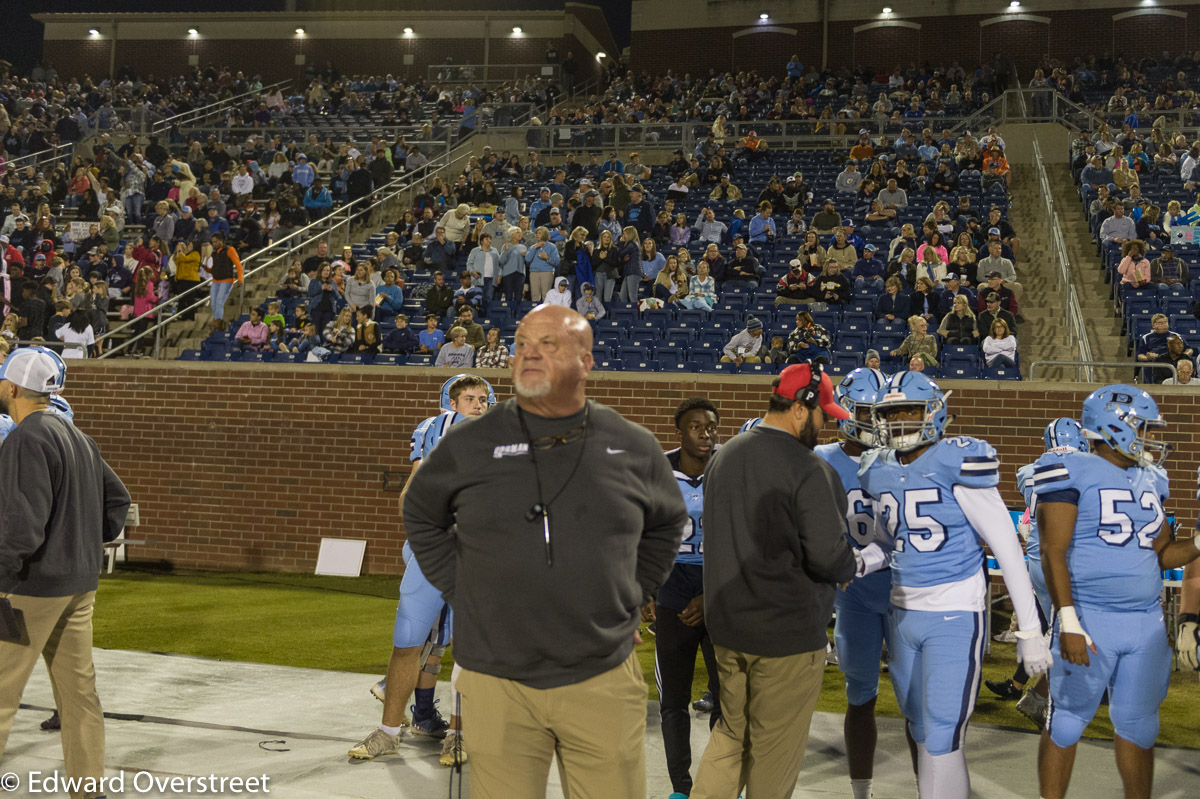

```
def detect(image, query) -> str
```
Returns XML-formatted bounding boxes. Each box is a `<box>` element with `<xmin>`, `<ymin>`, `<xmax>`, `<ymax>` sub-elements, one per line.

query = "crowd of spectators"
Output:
<box><xmin>206</xmin><ymin>107</ymin><xmax>1022</xmax><ymax>377</ymax></box>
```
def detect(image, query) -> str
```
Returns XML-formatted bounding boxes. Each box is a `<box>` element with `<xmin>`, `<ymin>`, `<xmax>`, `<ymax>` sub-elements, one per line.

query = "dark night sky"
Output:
<box><xmin>1</xmin><ymin>1</ymin><xmax>632</xmax><ymax>73</ymax></box>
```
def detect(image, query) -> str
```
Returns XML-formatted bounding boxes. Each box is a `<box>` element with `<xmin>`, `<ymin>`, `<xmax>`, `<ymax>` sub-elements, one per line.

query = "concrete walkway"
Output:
<box><xmin>2</xmin><ymin>649</ymin><xmax>1195</xmax><ymax>798</ymax></box>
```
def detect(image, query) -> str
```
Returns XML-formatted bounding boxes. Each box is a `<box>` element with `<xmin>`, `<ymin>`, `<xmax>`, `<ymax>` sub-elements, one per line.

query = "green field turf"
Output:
<box><xmin>93</xmin><ymin>570</ymin><xmax>1200</xmax><ymax>748</ymax></box>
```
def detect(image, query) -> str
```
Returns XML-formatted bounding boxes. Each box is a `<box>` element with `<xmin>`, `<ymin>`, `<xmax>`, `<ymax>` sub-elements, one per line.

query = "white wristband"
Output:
<box><xmin>1058</xmin><ymin>606</ymin><xmax>1088</xmax><ymax>639</ymax></box>
<box><xmin>1058</xmin><ymin>606</ymin><xmax>1095</xmax><ymax>647</ymax></box>
<box><xmin>1014</xmin><ymin>628</ymin><xmax>1042</xmax><ymax>640</ymax></box>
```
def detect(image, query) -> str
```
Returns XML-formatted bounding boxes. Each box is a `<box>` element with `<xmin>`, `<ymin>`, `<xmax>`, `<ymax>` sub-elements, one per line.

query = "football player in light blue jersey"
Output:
<box><xmin>0</xmin><ymin>414</ymin><xmax>14</xmax><ymax>443</ymax></box>
<box><xmin>47</xmin><ymin>394</ymin><xmax>74</xmax><ymax>423</ymax></box>
<box><xmin>1036</xmin><ymin>385</ymin><xmax>1200</xmax><ymax>799</ymax></box>
<box><xmin>817</xmin><ymin>368</ymin><xmax>893</xmax><ymax>799</ymax></box>
<box><xmin>860</xmin><ymin>371</ymin><xmax>1051</xmax><ymax>799</ymax></box>
<box><xmin>986</xmin><ymin>418</ymin><xmax>1089</xmax><ymax>726</ymax></box>
<box><xmin>647</xmin><ymin>397</ymin><xmax>722</xmax><ymax>799</ymax></box>
<box><xmin>1178</xmin><ymin>471</ymin><xmax>1200</xmax><ymax>675</ymax></box>
<box><xmin>350</xmin><ymin>374</ymin><xmax>493</xmax><ymax>764</ymax></box>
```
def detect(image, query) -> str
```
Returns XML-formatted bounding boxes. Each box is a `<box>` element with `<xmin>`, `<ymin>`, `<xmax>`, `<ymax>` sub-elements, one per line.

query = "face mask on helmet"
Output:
<box><xmin>870</xmin><ymin>372</ymin><xmax>949</xmax><ymax>452</ymax></box>
<box><xmin>836</xmin><ymin>368</ymin><xmax>885</xmax><ymax>447</ymax></box>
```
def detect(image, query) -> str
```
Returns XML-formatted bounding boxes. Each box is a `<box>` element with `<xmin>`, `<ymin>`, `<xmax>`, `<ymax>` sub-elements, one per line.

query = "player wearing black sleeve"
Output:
<box><xmin>645</xmin><ymin>397</ymin><xmax>722</xmax><ymax>799</ymax></box>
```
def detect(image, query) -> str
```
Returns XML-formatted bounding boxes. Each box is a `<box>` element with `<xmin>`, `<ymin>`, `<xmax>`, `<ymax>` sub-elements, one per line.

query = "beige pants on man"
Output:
<box><xmin>458</xmin><ymin>651</ymin><xmax>647</xmax><ymax>799</ymax></box>
<box><xmin>691</xmin><ymin>646</ymin><xmax>824</xmax><ymax>799</ymax></box>
<box><xmin>0</xmin><ymin>591</ymin><xmax>105</xmax><ymax>799</ymax></box>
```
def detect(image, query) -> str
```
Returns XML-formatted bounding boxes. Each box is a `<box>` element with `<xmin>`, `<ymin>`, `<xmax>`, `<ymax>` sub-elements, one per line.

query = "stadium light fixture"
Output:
<box><xmin>512</xmin><ymin>26</ymin><xmax>523</xmax><ymax>35</ymax></box>
<box><xmin>596</xmin><ymin>51</ymin><xmax>606</xmax><ymax>61</ymax></box>
<box><xmin>88</xmin><ymin>28</ymin><xmax>100</xmax><ymax>37</ymax></box>
<box><xmin>1009</xmin><ymin>1</ymin><xmax>1020</xmax><ymax>6</ymax></box>
<box><xmin>760</xmin><ymin>13</ymin><xmax>769</xmax><ymax>20</ymax></box>
<box><xmin>403</xmin><ymin>27</ymin><xmax>414</xmax><ymax>36</ymax></box>
<box><xmin>187</xmin><ymin>28</ymin><xmax>199</xmax><ymax>37</ymax></box>
<box><xmin>295</xmin><ymin>27</ymin><xmax>305</xmax><ymax>35</ymax></box>
<box><xmin>882</xmin><ymin>6</ymin><xmax>893</xmax><ymax>13</ymax></box>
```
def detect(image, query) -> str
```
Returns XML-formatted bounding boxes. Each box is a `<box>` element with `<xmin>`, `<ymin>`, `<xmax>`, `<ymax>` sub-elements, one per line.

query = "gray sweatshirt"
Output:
<box><xmin>0</xmin><ymin>412</ymin><xmax>131</xmax><ymax>597</ymax></box>
<box><xmin>404</xmin><ymin>399</ymin><xmax>686</xmax><ymax>688</ymax></box>
<box><xmin>702</xmin><ymin>424</ymin><xmax>856</xmax><ymax>657</ymax></box>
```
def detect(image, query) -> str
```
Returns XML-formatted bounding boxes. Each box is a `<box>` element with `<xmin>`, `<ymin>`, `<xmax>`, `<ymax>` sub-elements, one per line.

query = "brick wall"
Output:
<box><xmin>632</xmin><ymin>7</ymin><xmax>1199</xmax><ymax>79</ymax></box>
<box><xmin>64</xmin><ymin>362</ymin><xmax>1200</xmax><ymax>576</ymax></box>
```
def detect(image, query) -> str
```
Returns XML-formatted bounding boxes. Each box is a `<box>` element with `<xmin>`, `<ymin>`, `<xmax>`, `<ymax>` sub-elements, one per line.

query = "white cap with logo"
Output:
<box><xmin>0</xmin><ymin>347</ymin><xmax>67</xmax><ymax>394</ymax></box>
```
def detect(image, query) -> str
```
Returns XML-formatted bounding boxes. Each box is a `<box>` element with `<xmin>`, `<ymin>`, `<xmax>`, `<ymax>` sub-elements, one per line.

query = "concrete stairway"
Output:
<box><xmin>1006</xmin><ymin>164</ymin><xmax>1070</xmax><ymax>381</ymax></box>
<box><xmin>1045</xmin><ymin>162</ymin><xmax>1129</xmax><ymax>384</ymax></box>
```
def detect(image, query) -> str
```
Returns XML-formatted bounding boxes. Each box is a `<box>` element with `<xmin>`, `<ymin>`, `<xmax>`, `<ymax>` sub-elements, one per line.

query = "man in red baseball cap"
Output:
<box><xmin>691</xmin><ymin>362</ymin><xmax>855</xmax><ymax>798</ymax></box>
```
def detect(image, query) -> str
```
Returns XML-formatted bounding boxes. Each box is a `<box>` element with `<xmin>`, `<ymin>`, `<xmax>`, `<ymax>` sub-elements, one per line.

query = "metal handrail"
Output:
<box><xmin>97</xmin><ymin>140</ymin><xmax>470</xmax><ymax>359</ymax></box>
<box><xmin>151</xmin><ymin>80</ymin><xmax>292</xmax><ymax>136</ymax></box>
<box><xmin>1031</xmin><ymin>134</ymin><xmax>1095</xmax><ymax>382</ymax></box>
<box><xmin>1029</xmin><ymin>360</ymin><xmax>1175</xmax><ymax>382</ymax></box>
<box><xmin>3</xmin><ymin>143</ymin><xmax>77</xmax><ymax>175</ymax></box>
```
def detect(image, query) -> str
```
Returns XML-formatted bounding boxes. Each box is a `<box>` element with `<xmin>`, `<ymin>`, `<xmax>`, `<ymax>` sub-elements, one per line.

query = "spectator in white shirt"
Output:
<box><xmin>543</xmin><ymin>276</ymin><xmax>574</xmax><ymax>308</ymax></box>
<box><xmin>1162</xmin><ymin>359</ymin><xmax>1199</xmax><ymax>386</ymax></box>
<box><xmin>231</xmin><ymin>164</ymin><xmax>255</xmax><ymax>202</ymax></box>
<box><xmin>982</xmin><ymin>318</ymin><xmax>1018</xmax><ymax>368</ymax></box>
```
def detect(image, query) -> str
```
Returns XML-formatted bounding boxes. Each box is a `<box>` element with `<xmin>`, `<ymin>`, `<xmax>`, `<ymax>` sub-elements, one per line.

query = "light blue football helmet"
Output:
<box><xmin>1043</xmin><ymin>417</ymin><xmax>1088</xmax><ymax>454</ymax></box>
<box><xmin>0</xmin><ymin>414</ymin><xmax>14</xmax><ymax>443</ymax></box>
<box><xmin>738</xmin><ymin>417</ymin><xmax>763</xmax><ymax>434</ymax></box>
<box><xmin>440</xmin><ymin>374</ymin><xmax>496</xmax><ymax>412</ymax></box>
<box><xmin>836</xmin><ymin>367</ymin><xmax>887</xmax><ymax>447</ymax></box>
<box><xmin>871</xmin><ymin>370</ymin><xmax>950</xmax><ymax>452</ymax></box>
<box><xmin>1081</xmin><ymin>384</ymin><xmax>1168</xmax><ymax>466</ymax></box>
<box><xmin>48</xmin><ymin>394</ymin><xmax>74</xmax><ymax>423</ymax></box>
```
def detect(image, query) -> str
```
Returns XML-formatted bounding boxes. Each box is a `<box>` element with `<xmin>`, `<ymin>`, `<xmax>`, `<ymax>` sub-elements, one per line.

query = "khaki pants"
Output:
<box><xmin>529</xmin><ymin>272</ymin><xmax>555</xmax><ymax>303</ymax></box>
<box><xmin>720</xmin><ymin>355</ymin><xmax>762</xmax><ymax>363</ymax></box>
<box><xmin>0</xmin><ymin>591</ymin><xmax>105</xmax><ymax>799</ymax></box>
<box><xmin>458</xmin><ymin>652</ymin><xmax>648</xmax><ymax>799</ymax></box>
<box><xmin>691</xmin><ymin>646</ymin><xmax>824</xmax><ymax>799</ymax></box>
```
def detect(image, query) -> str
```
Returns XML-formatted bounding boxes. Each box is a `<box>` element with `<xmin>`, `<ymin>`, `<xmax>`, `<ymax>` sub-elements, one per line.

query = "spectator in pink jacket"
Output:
<box><xmin>235</xmin><ymin>308</ymin><xmax>270</xmax><ymax>351</ymax></box>
<box><xmin>130</xmin><ymin>266</ymin><xmax>158</xmax><ymax>356</ymax></box>
<box><xmin>1116</xmin><ymin>239</ymin><xmax>1151</xmax><ymax>288</ymax></box>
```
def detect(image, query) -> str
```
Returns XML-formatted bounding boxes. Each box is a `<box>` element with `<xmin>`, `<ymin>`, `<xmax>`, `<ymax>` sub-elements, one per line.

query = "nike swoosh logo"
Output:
<box><xmin>943</xmin><ymin>615</ymin><xmax>961</xmax><ymax>621</ymax></box>
<box><xmin>606</xmin><ymin>447</ymin><xmax>626</xmax><ymax>455</ymax></box>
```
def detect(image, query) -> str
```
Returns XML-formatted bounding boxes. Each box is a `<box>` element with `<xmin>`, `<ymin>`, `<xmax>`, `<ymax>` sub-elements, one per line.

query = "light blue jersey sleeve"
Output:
<box><xmin>421</xmin><ymin>412</ymin><xmax>465</xmax><ymax>459</ymax></box>
<box><xmin>410</xmin><ymin>416</ymin><xmax>437</xmax><ymax>463</ymax></box>
<box><xmin>946</xmin><ymin>436</ymin><xmax>1000</xmax><ymax>489</ymax></box>
<box><xmin>1016</xmin><ymin>462</ymin><xmax>1037</xmax><ymax>507</ymax></box>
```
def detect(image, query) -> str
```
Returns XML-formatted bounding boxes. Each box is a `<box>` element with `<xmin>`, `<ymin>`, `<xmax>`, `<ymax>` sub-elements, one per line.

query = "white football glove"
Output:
<box><xmin>1177</xmin><ymin>614</ymin><xmax>1199</xmax><ymax>671</ymax></box>
<box><xmin>1016</xmin><ymin>629</ymin><xmax>1054</xmax><ymax>676</ymax></box>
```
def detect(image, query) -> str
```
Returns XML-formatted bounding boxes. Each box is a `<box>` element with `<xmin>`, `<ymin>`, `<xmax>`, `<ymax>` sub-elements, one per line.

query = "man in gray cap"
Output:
<box><xmin>721</xmin><ymin>316</ymin><xmax>767</xmax><ymax>364</ymax></box>
<box><xmin>0</xmin><ymin>347</ymin><xmax>130</xmax><ymax>795</ymax></box>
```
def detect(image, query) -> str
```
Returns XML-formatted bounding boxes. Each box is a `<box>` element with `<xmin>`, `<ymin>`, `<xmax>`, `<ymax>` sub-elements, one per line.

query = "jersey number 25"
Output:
<box><xmin>876</xmin><ymin>488</ymin><xmax>947</xmax><ymax>553</ymax></box>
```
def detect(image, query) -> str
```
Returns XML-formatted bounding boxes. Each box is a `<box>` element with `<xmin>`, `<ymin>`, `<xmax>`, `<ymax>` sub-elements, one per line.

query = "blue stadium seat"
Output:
<box><xmin>740</xmin><ymin>362</ymin><xmax>774</xmax><ymax>374</ymax></box>
<box><xmin>984</xmin><ymin>364</ymin><xmax>1021</xmax><ymax>380</ymax></box>
<box><xmin>690</xmin><ymin>350</ymin><xmax>718</xmax><ymax>370</ymax></box>
<box><xmin>944</xmin><ymin>362</ymin><xmax>982</xmax><ymax>379</ymax></box>
<box><xmin>656</xmin><ymin>350</ymin><xmax>685</xmax><ymax>369</ymax></box>
<box><xmin>177</xmin><ymin>349</ymin><xmax>201</xmax><ymax>360</ymax></box>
